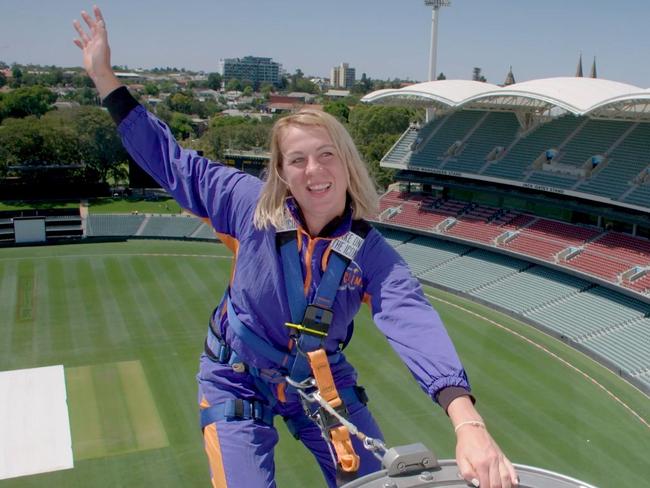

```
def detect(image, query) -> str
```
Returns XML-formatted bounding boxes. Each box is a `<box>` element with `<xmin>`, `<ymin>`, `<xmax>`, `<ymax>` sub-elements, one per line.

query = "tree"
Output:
<box><xmin>0</xmin><ymin>71</ymin><xmax>6</xmax><ymax>88</ymax></box>
<box><xmin>169</xmin><ymin>112</ymin><xmax>195</xmax><ymax>139</ymax></box>
<box><xmin>166</xmin><ymin>92</ymin><xmax>194</xmax><ymax>114</ymax></box>
<box><xmin>323</xmin><ymin>101</ymin><xmax>350</xmax><ymax>123</ymax></box>
<box><xmin>42</xmin><ymin>68</ymin><xmax>64</xmax><ymax>86</ymax></box>
<box><xmin>472</xmin><ymin>67</ymin><xmax>487</xmax><ymax>82</ymax></box>
<box><xmin>242</xmin><ymin>86</ymin><xmax>253</xmax><ymax>97</ymax></box>
<box><xmin>207</xmin><ymin>72</ymin><xmax>222</xmax><ymax>90</ymax></box>
<box><xmin>70</xmin><ymin>86</ymin><xmax>100</xmax><ymax>106</ymax></box>
<box><xmin>0</xmin><ymin>116</ymin><xmax>46</xmax><ymax>167</ymax></box>
<box><xmin>260</xmin><ymin>83</ymin><xmax>274</xmax><ymax>99</ymax></box>
<box><xmin>144</xmin><ymin>83</ymin><xmax>160</xmax><ymax>96</ymax></box>
<box><xmin>0</xmin><ymin>85</ymin><xmax>56</xmax><ymax>121</ymax></box>
<box><xmin>72</xmin><ymin>72</ymin><xmax>95</xmax><ymax>88</ymax></box>
<box><xmin>200</xmin><ymin>116</ymin><xmax>273</xmax><ymax>158</ymax></box>
<box><xmin>347</xmin><ymin>105</ymin><xmax>418</xmax><ymax>188</ymax></box>
<box><xmin>226</xmin><ymin>78</ymin><xmax>243</xmax><ymax>91</ymax></box>
<box><xmin>289</xmin><ymin>69</ymin><xmax>318</xmax><ymax>94</ymax></box>
<box><xmin>49</xmin><ymin>106</ymin><xmax>129</xmax><ymax>183</ymax></box>
<box><xmin>437</xmin><ymin>72</ymin><xmax>447</xmax><ymax>80</ymax></box>
<box><xmin>10</xmin><ymin>65</ymin><xmax>23</xmax><ymax>87</ymax></box>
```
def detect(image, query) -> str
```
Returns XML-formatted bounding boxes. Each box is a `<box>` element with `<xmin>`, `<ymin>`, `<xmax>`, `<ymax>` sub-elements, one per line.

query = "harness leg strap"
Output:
<box><xmin>200</xmin><ymin>399</ymin><xmax>274</xmax><ymax>430</ymax></box>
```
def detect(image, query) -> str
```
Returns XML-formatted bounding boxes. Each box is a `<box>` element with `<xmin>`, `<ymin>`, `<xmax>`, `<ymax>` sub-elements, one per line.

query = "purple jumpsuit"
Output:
<box><xmin>104</xmin><ymin>87</ymin><xmax>472</xmax><ymax>487</ymax></box>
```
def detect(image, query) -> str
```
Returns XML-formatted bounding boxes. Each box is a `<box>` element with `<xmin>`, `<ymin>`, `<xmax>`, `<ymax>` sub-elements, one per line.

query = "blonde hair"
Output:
<box><xmin>254</xmin><ymin>109</ymin><xmax>379</xmax><ymax>230</ymax></box>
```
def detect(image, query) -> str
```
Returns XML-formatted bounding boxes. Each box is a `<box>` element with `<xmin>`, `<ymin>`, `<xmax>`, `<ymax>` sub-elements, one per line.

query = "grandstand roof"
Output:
<box><xmin>362</xmin><ymin>80</ymin><xmax>500</xmax><ymax>110</ymax></box>
<box><xmin>362</xmin><ymin>77</ymin><xmax>650</xmax><ymax>120</ymax></box>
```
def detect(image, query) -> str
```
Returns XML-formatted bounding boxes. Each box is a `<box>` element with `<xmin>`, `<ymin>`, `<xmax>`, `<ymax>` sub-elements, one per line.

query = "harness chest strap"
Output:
<box><xmin>281</xmin><ymin>226</ymin><xmax>368</xmax><ymax>389</ymax></box>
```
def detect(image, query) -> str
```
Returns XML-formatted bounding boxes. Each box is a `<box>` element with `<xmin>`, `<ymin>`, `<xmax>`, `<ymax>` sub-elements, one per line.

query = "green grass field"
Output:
<box><xmin>0</xmin><ymin>197</ymin><xmax>181</xmax><ymax>214</ymax></box>
<box><xmin>0</xmin><ymin>240</ymin><xmax>648</xmax><ymax>487</ymax></box>
<box><xmin>88</xmin><ymin>197</ymin><xmax>181</xmax><ymax>214</ymax></box>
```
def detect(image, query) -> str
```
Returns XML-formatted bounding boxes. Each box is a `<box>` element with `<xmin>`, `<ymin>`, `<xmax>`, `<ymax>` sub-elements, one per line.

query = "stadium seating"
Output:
<box><xmin>525</xmin><ymin>120</ymin><xmax>632</xmax><ymax>189</ymax></box>
<box><xmin>524</xmin><ymin>286</ymin><xmax>649</xmax><ymax>341</ymax></box>
<box><xmin>568</xmin><ymin>232</ymin><xmax>650</xmax><ymax>282</ymax></box>
<box><xmin>483</xmin><ymin>115</ymin><xmax>582</xmax><ymax>181</ymax></box>
<box><xmin>473</xmin><ymin>265</ymin><xmax>591</xmax><ymax>313</ymax></box>
<box><xmin>575</xmin><ymin>122</ymin><xmax>650</xmax><ymax>199</ymax></box>
<box><xmin>557</xmin><ymin>119</ymin><xmax>631</xmax><ymax>168</ymax></box>
<box><xmin>377</xmin><ymin>228</ymin><xmax>414</xmax><ymax>247</ymax></box>
<box><xmin>580</xmin><ymin>317</ymin><xmax>650</xmax><ymax>374</ymax></box>
<box><xmin>137</xmin><ymin>215</ymin><xmax>203</xmax><ymax>238</ymax></box>
<box><xmin>191</xmin><ymin>222</ymin><xmax>218</xmax><ymax>240</ymax></box>
<box><xmin>565</xmin><ymin>250</ymin><xmax>635</xmax><ymax>281</ymax></box>
<box><xmin>408</xmin><ymin>111</ymin><xmax>485</xmax><ymax>169</ymax></box>
<box><xmin>86</xmin><ymin>214</ymin><xmax>146</xmax><ymax>236</ymax></box>
<box><xmin>377</xmin><ymin>227</ymin><xmax>650</xmax><ymax>386</ymax></box>
<box><xmin>622</xmin><ymin>182</ymin><xmax>650</xmax><ymax>207</ymax></box>
<box><xmin>419</xmin><ymin>248</ymin><xmax>529</xmax><ymax>292</ymax></box>
<box><xmin>373</xmin><ymin>191</ymin><xmax>650</xmax><ymax>298</ymax></box>
<box><xmin>443</xmin><ymin>112</ymin><xmax>520</xmax><ymax>174</ymax></box>
<box><xmin>381</xmin><ymin>127</ymin><xmax>418</xmax><ymax>166</ymax></box>
<box><xmin>503</xmin><ymin>219</ymin><xmax>601</xmax><ymax>261</ymax></box>
<box><xmin>625</xmin><ymin>272</ymin><xmax>650</xmax><ymax>294</ymax></box>
<box><xmin>394</xmin><ymin>236</ymin><xmax>470</xmax><ymax>276</ymax></box>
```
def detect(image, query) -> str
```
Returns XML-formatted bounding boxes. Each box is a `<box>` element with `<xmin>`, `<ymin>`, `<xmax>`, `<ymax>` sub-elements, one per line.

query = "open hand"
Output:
<box><xmin>73</xmin><ymin>5</ymin><xmax>119</xmax><ymax>97</ymax></box>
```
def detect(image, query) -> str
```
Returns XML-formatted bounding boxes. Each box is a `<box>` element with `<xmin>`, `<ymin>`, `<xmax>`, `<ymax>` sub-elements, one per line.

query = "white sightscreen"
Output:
<box><xmin>0</xmin><ymin>365</ymin><xmax>73</xmax><ymax>480</ymax></box>
<box><xmin>13</xmin><ymin>217</ymin><xmax>46</xmax><ymax>244</ymax></box>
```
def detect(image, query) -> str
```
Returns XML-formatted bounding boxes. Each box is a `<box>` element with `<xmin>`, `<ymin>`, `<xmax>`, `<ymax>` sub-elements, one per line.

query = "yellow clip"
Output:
<box><xmin>285</xmin><ymin>322</ymin><xmax>327</xmax><ymax>337</ymax></box>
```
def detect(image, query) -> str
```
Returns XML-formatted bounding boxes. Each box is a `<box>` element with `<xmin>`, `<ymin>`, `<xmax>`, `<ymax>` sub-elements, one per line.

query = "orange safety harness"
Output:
<box><xmin>308</xmin><ymin>349</ymin><xmax>360</xmax><ymax>473</ymax></box>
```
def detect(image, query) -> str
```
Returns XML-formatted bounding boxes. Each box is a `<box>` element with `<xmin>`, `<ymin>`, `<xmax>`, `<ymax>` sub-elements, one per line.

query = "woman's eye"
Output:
<box><xmin>291</xmin><ymin>158</ymin><xmax>305</xmax><ymax>165</ymax></box>
<box><xmin>321</xmin><ymin>152</ymin><xmax>333</xmax><ymax>159</ymax></box>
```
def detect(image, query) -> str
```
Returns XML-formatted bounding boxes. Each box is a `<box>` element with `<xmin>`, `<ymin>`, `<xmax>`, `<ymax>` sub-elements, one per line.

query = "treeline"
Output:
<box><xmin>0</xmin><ymin>84</ymin><xmax>128</xmax><ymax>185</ymax></box>
<box><xmin>0</xmin><ymin>83</ymin><xmax>421</xmax><ymax>190</ymax></box>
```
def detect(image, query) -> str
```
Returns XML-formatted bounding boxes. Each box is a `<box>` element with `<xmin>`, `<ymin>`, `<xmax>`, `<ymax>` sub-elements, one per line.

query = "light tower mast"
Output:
<box><xmin>424</xmin><ymin>0</ymin><xmax>450</xmax><ymax>120</ymax></box>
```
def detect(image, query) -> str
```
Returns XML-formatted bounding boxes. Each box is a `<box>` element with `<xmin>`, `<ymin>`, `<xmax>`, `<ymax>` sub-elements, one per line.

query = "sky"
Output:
<box><xmin>2</xmin><ymin>0</ymin><xmax>650</xmax><ymax>88</ymax></box>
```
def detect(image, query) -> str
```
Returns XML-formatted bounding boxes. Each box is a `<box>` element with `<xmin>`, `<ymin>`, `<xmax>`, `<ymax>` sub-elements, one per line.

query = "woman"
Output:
<box><xmin>73</xmin><ymin>7</ymin><xmax>518</xmax><ymax>488</ymax></box>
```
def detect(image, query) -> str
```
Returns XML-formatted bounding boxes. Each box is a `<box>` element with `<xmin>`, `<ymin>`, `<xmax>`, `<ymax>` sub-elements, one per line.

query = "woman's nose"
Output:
<box><xmin>305</xmin><ymin>155</ymin><xmax>321</xmax><ymax>173</ymax></box>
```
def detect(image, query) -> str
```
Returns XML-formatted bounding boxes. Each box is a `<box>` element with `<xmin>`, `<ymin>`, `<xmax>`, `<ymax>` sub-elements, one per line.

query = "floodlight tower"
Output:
<box><xmin>424</xmin><ymin>0</ymin><xmax>450</xmax><ymax>120</ymax></box>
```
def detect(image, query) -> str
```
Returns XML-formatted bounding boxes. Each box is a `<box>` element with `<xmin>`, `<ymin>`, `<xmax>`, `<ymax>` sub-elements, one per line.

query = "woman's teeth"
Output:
<box><xmin>308</xmin><ymin>183</ymin><xmax>331</xmax><ymax>192</ymax></box>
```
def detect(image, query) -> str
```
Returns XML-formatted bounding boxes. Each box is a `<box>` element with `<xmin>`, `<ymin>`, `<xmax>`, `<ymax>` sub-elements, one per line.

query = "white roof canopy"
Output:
<box><xmin>362</xmin><ymin>77</ymin><xmax>649</xmax><ymax>119</ymax></box>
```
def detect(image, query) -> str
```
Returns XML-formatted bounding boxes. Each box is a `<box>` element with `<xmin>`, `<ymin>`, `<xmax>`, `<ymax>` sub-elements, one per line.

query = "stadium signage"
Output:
<box><xmin>410</xmin><ymin>167</ymin><xmax>463</xmax><ymax>178</ymax></box>
<box><xmin>522</xmin><ymin>183</ymin><xmax>566</xmax><ymax>194</ymax></box>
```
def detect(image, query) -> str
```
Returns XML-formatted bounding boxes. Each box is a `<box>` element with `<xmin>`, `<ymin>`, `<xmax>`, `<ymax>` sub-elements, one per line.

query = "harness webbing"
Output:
<box><xmin>281</xmin><ymin>227</ymin><xmax>367</xmax><ymax>391</ymax></box>
<box><xmin>205</xmin><ymin>215</ymin><xmax>372</xmax><ymax>474</ymax></box>
<box><xmin>225</xmin><ymin>297</ymin><xmax>291</xmax><ymax>368</ymax></box>
<box><xmin>278</xmin><ymin>232</ymin><xmax>307</xmax><ymax>325</ymax></box>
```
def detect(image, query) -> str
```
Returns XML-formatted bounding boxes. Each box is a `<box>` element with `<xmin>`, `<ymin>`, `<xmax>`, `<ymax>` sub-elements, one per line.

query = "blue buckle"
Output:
<box><xmin>218</xmin><ymin>342</ymin><xmax>231</xmax><ymax>363</ymax></box>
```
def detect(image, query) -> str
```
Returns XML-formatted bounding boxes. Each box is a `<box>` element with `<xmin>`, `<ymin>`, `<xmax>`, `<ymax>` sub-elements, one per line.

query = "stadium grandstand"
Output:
<box><xmin>362</xmin><ymin>76</ymin><xmax>650</xmax><ymax>394</ymax></box>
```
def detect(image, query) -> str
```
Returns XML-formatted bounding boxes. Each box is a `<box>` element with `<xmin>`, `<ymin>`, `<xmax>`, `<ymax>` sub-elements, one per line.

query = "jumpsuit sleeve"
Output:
<box><xmin>102</xmin><ymin>86</ymin><xmax>259</xmax><ymax>238</ymax></box>
<box><xmin>360</xmin><ymin>230</ymin><xmax>473</xmax><ymax>410</ymax></box>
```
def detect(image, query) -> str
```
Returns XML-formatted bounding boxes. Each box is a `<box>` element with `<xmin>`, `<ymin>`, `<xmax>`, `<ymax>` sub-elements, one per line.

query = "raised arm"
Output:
<box><xmin>73</xmin><ymin>6</ymin><xmax>121</xmax><ymax>98</ymax></box>
<box><xmin>71</xmin><ymin>6</ymin><xmax>260</xmax><ymax>237</ymax></box>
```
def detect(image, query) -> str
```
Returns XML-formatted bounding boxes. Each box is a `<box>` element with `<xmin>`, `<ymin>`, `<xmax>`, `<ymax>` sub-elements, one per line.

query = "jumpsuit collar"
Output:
<box><xmin>285</xmin><ymin>195</ymin><xmax>353</xmax><ymax>239</ymax></box>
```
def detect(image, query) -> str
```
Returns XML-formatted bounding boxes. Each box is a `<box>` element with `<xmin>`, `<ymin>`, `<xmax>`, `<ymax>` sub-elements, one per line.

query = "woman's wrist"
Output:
<box><xmin>92</xmin><ymin>71</ymin><xmax>122</xmax><ymax>100</ymax></box>
<box><xmin>453</xmin><ymin>419</ymin><xmax>486</xmax><ymax>433</ymax></box>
